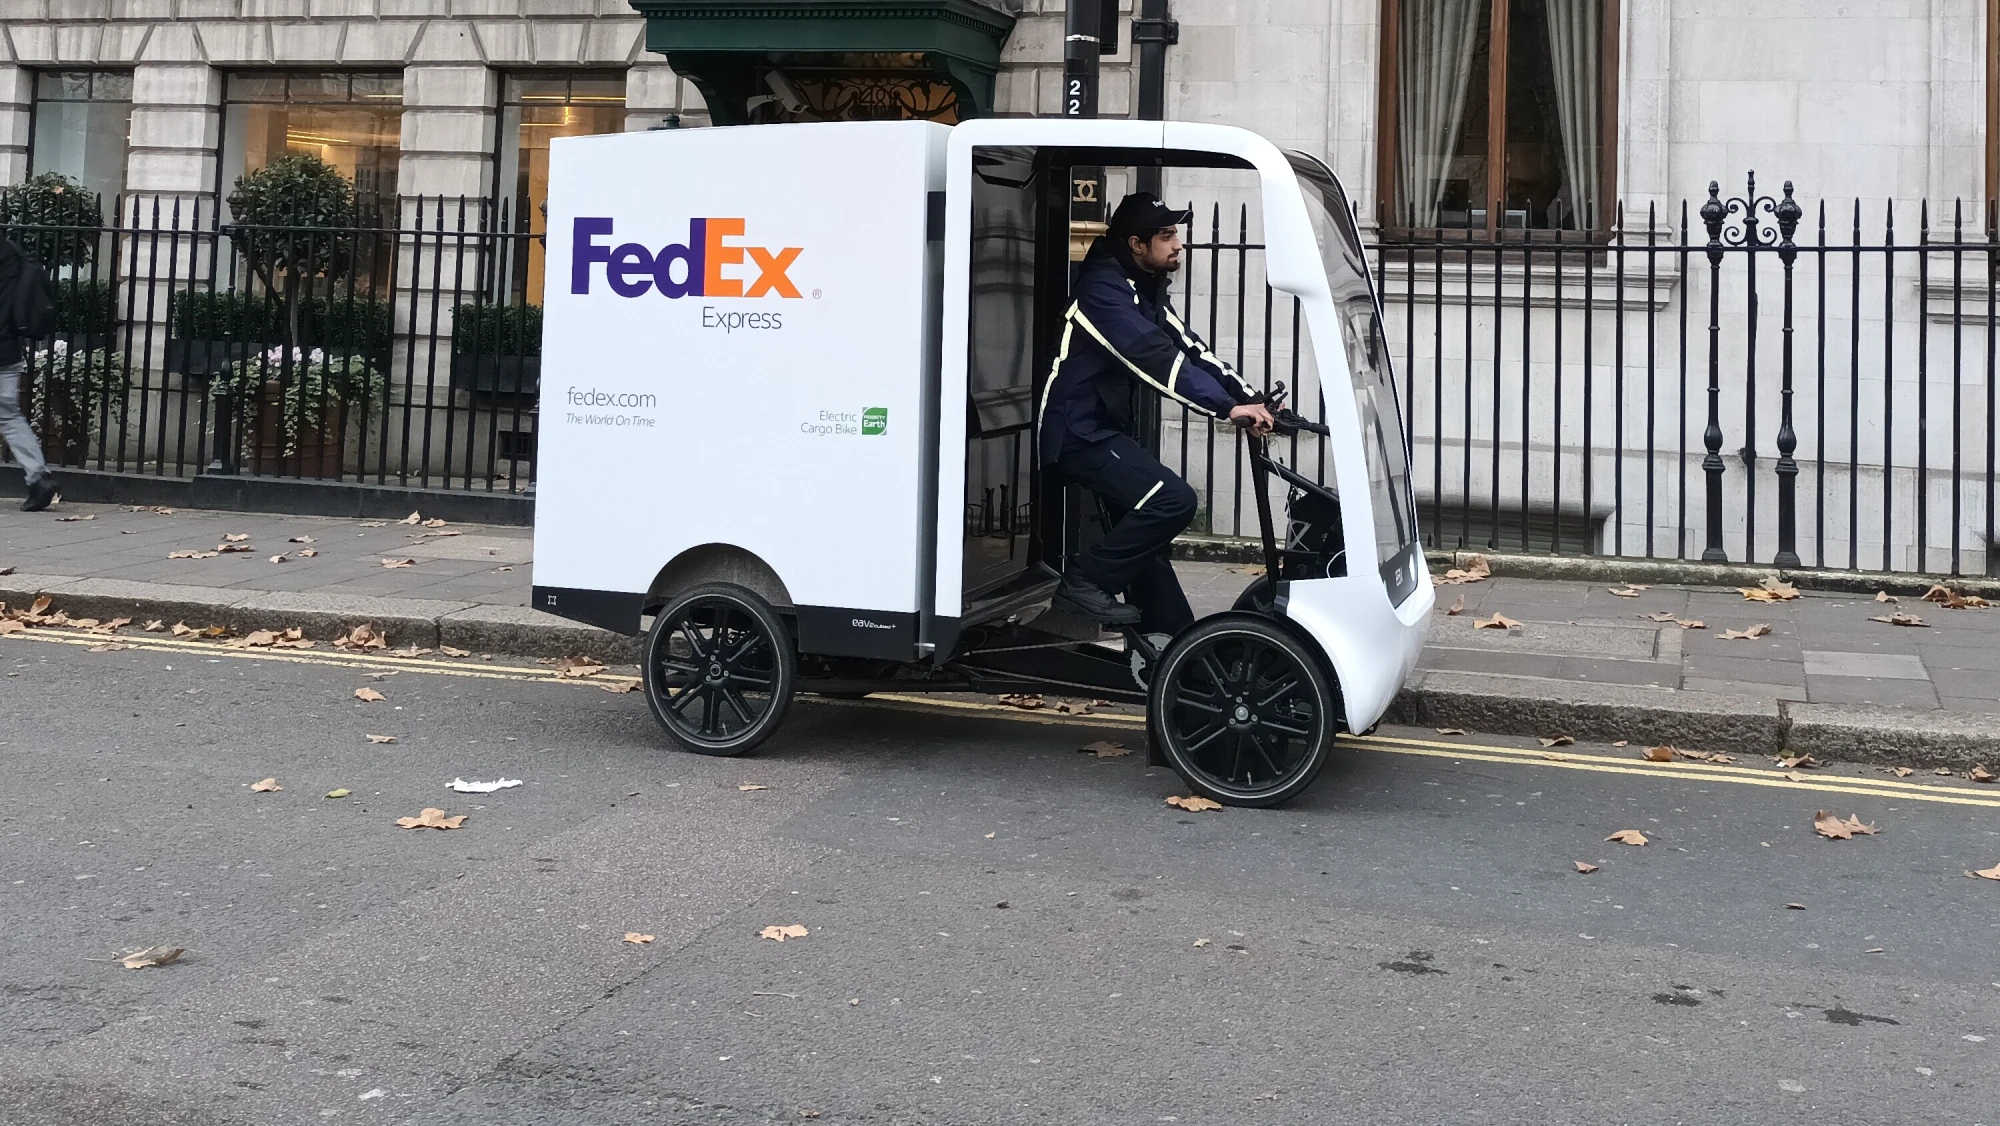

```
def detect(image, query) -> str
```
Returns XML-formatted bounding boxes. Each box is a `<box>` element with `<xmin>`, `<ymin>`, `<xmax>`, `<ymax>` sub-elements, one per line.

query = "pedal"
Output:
<box><xmin>1023</xmin><ymin>599</ymin><xmax>1112</xmax><ymax>642</ymax></box>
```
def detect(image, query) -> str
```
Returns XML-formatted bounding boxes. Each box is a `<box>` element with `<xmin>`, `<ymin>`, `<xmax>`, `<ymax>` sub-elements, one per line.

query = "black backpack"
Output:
<box><xmin>0</xmin><ymin>245</ymin><xmax>58</xmax><ymax>344</ymax></box>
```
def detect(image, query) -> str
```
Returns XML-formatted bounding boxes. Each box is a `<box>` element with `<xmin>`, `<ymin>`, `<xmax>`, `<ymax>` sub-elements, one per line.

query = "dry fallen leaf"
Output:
<box><xmin>1608</xmin><ymin>587</ymin><xmax>1642</xmax><ymax>598</ymax></box>
<box><xmin>1193</xmin><ymin>937</ymin><xmax>1212</xmax><ymax>948</ymax></box>
<box><xmin>738</xmin><ymin>784</ymin><xmax>770</xmax><ymax>791</ymax></box>
<box><xmin>299</xmin><ymin>549</ymin><xmax>318</xmax><ymax>558</ymax></box>
<box><xmin>555</xmin><ymin>656</ymin><xmax>607</xmax><ymax>678</ymax></box>
<box><xmin>1676</xmin><ymin>749</ymin><xmax>1736</xmax><ymax>764</ymax></box>
<box><xmin>1435</xmin><ymin>554</ymin><xmax>1491</xmax><ymax>585</ymax></box>
<box><xmin>141</xmin><ymin>620</ymin><xmax>165</xmax><ymax>631</ymax></box>
<box><xmin>1875</xmin><ymin>590</ymin><xmax>1897</xmax><ymax>603</ymax></box>
<box><xmin>1612</xmin><ymin>740</ymin><xmax>1629</xmax><ymax>747</ymax></box>
<box><xmin>997</xmin><ymin>693</ymin><xmax>1045</xmax><ymax>710</ymax></box>
<box><xmin>289</xmin><ymin>535</ymin><xmax>315</xmax><ymax>544</ymax></box>
<box><xmin>1721</xmin><ymin>623</ymin><xmax>1773</xmax><ymax>640</ymax></box>
<box><xmin>1078</xmin><ymin>740</ymin><xmax>1133</xmax><ymax>757</ymax></box>
<box><xmin>1813</xmin><ymin>809</ymin><xmax>1879</xmax><ymax>840</ymax></box>
<box><xmin>600</xmin><ymin>679</ymin><xmax>641</xmax><ymax>694</ymax></box>
<box><xmin>1739</xmin><ymin>577</ymin><xmax>1800</xmax><ymax>602</ymax></box>
<box><xmin>1574</xmin><ymin>861</ymin><xmax>1598</xmax><ymax>874</ymax></box>
<box><xmin>623</xmin><ymin>932</ymin><xmax>654</xmax><ymax>944</ymax></box>
<box><xmin>1475</xmin><ymin>613</ymin><xmax>1520</xmax><ymax>630</ymax></box>
<box><xmin>1968</xmin><ymin>862</ymin><xmax>2000</xmax><ymax>881</ymax></box>
<box><xmin>395</xmin><ymin>807</ymin><xmax>467</xmax><ymax>830</ymax></box>
<box><xmin>1786</xmin><ymin>902</ymin><xmax>1807</xmax><ymax>910</ymax></box>
<box><xmin>1446</xmin><ymin>594</ymin><xmax>1465</xmax><ymax>616</ymax></box>
<box><xmin>1167</xmin><ymin>795</ymin><xmax>1223</xmax><ymax>812</ymax></box>
<box><xmin>1435</xmin><ymin>727</ymin><xmax>1466</xmax><ymax>736</ymax></box>
<box><xmin>984</xmin><ymin>832</ymin><xmax>996</xmax><ymax>839</ymax></box>
<box><xmin>86</xmin><ymin>643</ymin><xmax>124</xmax><ymax>652</ymax></box>
<box><xmin>1935</xmin><ymin>767</ymin><xmax>1955</xmax><ymax>776</ymax></box>
<box><xmin>401</xmin><ymin>512</ymin><xmax>423</xmax><ymax>525</ymax></box>
<box><xmin>1891</xmin><ymin>766</ymin><xmax>1914</xmax><ymax>777</ymax></box>
<box><xmin>29</xmin><ymin>596</ymin><xmax>51</xmax><ymax>616</ymax></box>
<box><xmin>216</xmin><ymin>543</ymin><xmax>253</xmax><ymax>554</ymax></box>
<box><xmin>56</xmin><ymin>514</ymin><xmax>95</xmax><ymax>522</ymax></box>
<box><xmin>1778</xmin><ymin>754</ymin><xmax>1821</xmax><ymax>769</ymax></box>
<box><xmin>1644</xmin><ymin>611</ymin><xmax>1678</xmax><ymax>623</ymax></box>
<box><xmin>325</xmin><ymin>788</ymin><xmax>351</xmax><ymax>799</ymax></box>
<box><xmin>423</xmin><ymin>517</ymin><xmax>448</xmax><ymax>528</ymax></box>
<box><xmin>1642</xmin><ymin>745</ymin><xmax>1676</xmax><ymax>762</ymax></box>
<box><xmin>1606</xmin><ymin>829</ymin><xmax>1649</xmax><ymax>846</ymax></box>
<box><xmin>335</xmin><ymin>624</ymin><xmax>386</xmax><ymax>651</ymax></box>
<box><xmin>0</xmin><ymin>620</ymin><xmax>26</xmax><ymax>635</ymax></box>
<box><xmin>439</xmin><ymin>645</ymin><xmax>470</xmax><ymax>658</ymax></box>
<box><xmin>1970</xmin><ymin>766</ymin><xmax>1996</xmax><ymax>784</ymax></box>
<box><xmin>1922</xmin><ymin>583</ymin><xmax>1992</xmax><ymax>609</ymax></box>
<box><xmin>359</xmin><ymin>520</ymin><xmax>386</xmax><ymax>528</ymax></box>
<box><xmin>170</xmin><ymin>622</ymin><xmax>194</xmax><ymax>637</ymax></box>
<box><xmin>250</xmin><ymin>777</ymin><xmax>281</xmax><ymax>792</ymax></box>
<box><xmin>759</xmin><ymin>924</ymin><xmax>810</xmax><ymax>942</ymax></box>
<box><xmin>223</xmin><ymin>533</ymin><xmax>248</xmax><ymax>542</ymax></box>
<box><xmin>365</xmin><ymin>734</ymin><xmax>397</xmax><ymax>744</ymax></box>
<box><xmin>1540</xmin><ymin>751</ymin><xmax>1568</xmax><ymax>761</ymax></box>
<box><xmin>166</xmin><ymin>550</ymin><xmax>217</xmax><ymax>560</ymax></box>
<box><xmin>1538</xmin><ymin>735</ymin><xmax>1575</xmax><ymax>748</ymax></box>
<box><xmin>118</xmin><ymin>946</ymin><xmax>184</xmax><ymax>970</ymax></box>
<box><xmin>380</xmin><ymin>558</ymin><xmax>416</xmax><ymax>569</ymax></box>
<box><xmin>1870</xmin><ymin>613</ymin><xmax>1928</xmax><ymax>627</ymax></box>
<box><xmin>354</xmin><ymin>687</ymin><xmax>386</xmax><ymax>702</ymax></box>
<box><xmin>228</xmin><ymin>630</ymin><xmax>280</xmax><ymax>649</ymax></box>
<box><xmin>267</xmin><ymin>554</ymin><xmax>287</xmax><ymax>564</ymax></box>
<box><xmin>1678</xmin><ymin>619</ymin><xmax>1706</xmax><ymax>629</ymax></box>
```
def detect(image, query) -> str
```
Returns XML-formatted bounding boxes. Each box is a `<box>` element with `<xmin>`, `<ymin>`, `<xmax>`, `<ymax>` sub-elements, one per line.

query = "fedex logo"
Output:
<box><xmin>570</xmin><ymin>217</ymin><xmax>803</xmax><ymax>299</ymax></box>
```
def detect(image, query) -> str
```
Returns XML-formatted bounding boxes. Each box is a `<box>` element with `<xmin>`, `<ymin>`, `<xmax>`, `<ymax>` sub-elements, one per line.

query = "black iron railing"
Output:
<box><xmin>1165</xmin><ymin>180</ymin><xmax>2000</xmax><ymax>577</ymax></box>
<box><xmin>0</xmin><ymin>194</ymin><xmax>542</xmax><ymax>494</ymax></box>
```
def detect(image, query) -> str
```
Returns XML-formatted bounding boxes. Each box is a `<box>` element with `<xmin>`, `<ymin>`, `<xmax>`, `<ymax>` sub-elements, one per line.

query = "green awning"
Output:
<box><xmin>628</xmin><ymin>0</ymin><xmax>1019</xmax><ymax>124</ymax></box>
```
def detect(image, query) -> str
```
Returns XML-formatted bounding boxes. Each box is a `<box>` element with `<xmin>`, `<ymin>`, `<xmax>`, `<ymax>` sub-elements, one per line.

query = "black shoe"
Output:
<box><xmin>1056</xmin><ymin>573</ymin><xmax>1141</xmax><ymax>625</ymax></box>
<box><xmin>20</xmin><ymin>476</ymin><xmax>56</xmax><ymax>513</ymax></box>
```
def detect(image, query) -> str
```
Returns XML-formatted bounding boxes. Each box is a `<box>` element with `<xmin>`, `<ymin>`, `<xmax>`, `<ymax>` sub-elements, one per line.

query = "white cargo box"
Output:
<box><xmin>532</xmin><ymin>121</ymin><xmax>949</xmax><ymax>659</ymax></box>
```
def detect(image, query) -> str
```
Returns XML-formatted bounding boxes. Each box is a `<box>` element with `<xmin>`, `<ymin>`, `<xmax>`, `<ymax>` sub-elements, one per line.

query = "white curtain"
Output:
<box><xmin>1396</xmin><ymin>1</ymin><xmax>1484</xmax><ymax>227</ymax></box>
<box><xmin>1543</xmin><ymin>0</ymin><xmax>1600</xmax><ymax>229</ymax></box>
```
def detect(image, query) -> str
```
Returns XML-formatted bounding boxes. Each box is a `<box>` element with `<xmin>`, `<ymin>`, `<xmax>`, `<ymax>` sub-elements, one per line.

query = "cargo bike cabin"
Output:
<box><xmin>531</xmin><ymin>118</ymin><xmax>1431</xmax><ymax>807</ymax></box>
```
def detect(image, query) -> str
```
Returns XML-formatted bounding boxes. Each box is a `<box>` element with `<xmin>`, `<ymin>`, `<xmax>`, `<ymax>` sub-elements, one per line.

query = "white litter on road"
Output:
<box><xmin>447</xmin><ymin>777</ymin><xmax>522</xmax><ymax>793</ymax></box>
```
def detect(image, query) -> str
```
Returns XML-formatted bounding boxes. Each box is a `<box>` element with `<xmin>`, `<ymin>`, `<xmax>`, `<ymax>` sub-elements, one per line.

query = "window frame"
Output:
<box><xmin>1375</xmin><ymin>0</ymin><xmax>1621</xmax><ymax>241</ymax></box>
<box><xmin>26</xmin><ymin>69</ymin><xmax>135</xmax><ymax>212</ymax></box>
<box><xmin>213</xmin><ymin>69</ymin><xmax>407</xmax><ymax>218</ymax></box>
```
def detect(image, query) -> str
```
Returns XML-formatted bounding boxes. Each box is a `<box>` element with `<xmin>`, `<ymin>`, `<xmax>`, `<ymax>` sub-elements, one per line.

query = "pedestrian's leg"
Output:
<box><xmin>0</xmin><ymin>363</ymin><xmax>50</xmax><ymax>484</ymax></box>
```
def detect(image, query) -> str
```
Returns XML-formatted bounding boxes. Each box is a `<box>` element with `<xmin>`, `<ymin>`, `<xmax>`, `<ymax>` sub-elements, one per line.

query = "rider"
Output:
<box><xmin>1041</xmin><ymin>192</ymin><xmax>1275</xmax><ymax>632</ymax></box>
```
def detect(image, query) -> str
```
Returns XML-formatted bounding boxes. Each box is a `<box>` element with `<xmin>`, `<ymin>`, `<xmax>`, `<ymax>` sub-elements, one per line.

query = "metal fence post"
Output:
<box><xmin>1699</xmin><ymin>182</ymin><xmax>1729</xmax><ymax>561</ymax></box>
<box><xmin>1772</xmin><ymin>181</ymin><xmax>1802</xmax><ymax>566</ymax></box>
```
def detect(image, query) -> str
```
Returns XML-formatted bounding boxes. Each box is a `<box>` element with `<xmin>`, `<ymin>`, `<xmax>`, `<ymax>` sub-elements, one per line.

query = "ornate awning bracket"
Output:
<box><xmin>629</xmin><ymin>0</ymin><xmax>1020</xmax><ymax>124</ymax></box>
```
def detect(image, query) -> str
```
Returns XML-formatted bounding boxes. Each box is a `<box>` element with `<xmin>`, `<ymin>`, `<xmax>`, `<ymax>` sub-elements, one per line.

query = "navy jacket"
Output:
<box><xmin>1037</xmin><ymin>237</ymin><xmax>1257</xmax><ymax>466</ymax></box>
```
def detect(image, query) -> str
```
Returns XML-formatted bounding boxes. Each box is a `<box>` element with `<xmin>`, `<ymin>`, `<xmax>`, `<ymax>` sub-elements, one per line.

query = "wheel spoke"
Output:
<box><xmin>1255</xmin><ymin>675</ymin><xmax>1300</xmax><ymax>710</ymax></box>
<box><xmin>720</xmin><ymin>686</ymin><xmax>755</xmax><ymax>726</ymax></box>
<box><xmin>1243</xmin><ymin>731</ymin><xmax>1285</xmax><ymax>780</ymax></box>
<box><xmin>677</xmin><ymin>620</ymin><xmax>712</xmax><ymax>660</ymax></box>
<box><xmin>1198</xmin><ymin>652</ymin><xmax>1234</xmax><ymax>692</ymax></box>
<box><xmin>698</xmin><ymin>684</ymin><xmax>727</xmax><ymax>736</ymax></box>
<box><xmin>667</xmin><ymin>683</ymin><xmax>703</xmax><ymax>716</ymax></box>
<box><xmin>1182</xmin><ymin>720</ymin><xmax>1230</xmax><ymax>753</ymax></box>
<box><xmin>725</xmin><ymin>630</ymin><xmax>766</xmax><ymax>664</ymax></box>
<box><xmin>1257</xmin><ymin>717</ymin><xmax>1312</xmax><ymax>738</ymax></box>
<box><xmin>1173</xmin><ymin>691</ymin><xmax>1226</xmax><ymax>715</ymax></box>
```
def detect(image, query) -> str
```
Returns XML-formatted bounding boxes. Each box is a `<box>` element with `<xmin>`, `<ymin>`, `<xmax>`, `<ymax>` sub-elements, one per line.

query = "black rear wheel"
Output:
<box><xmin>643</xmin><ymin>583</ymin><xmax>795</xmax><ymax>756</ymax></box>
<box><xmin>1147</xmin><ymin>613</ymin><xmax>1337</xmax><ymax>807</ymax></box>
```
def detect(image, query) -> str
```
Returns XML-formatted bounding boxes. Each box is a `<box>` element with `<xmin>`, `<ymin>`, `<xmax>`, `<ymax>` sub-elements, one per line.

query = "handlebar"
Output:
<box><xmin>1230</xmin><ymin>382</ymin><xmax>1330</xmax><ymax>438</ymax></box>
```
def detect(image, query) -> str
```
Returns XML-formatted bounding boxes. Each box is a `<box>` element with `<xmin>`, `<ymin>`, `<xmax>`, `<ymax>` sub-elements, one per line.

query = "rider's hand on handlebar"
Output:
<box><xmin>1229</xmin><ymin>403</ymin><xmax>1276</xmax><ymax>436</ymax></box>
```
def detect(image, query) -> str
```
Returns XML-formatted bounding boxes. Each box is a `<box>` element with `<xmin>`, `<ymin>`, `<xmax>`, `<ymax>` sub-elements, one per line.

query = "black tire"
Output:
<box><xmin>1147</xmin><ymin>613</ymin><xmax>1338</xmax><ymax>807</ymax></box>
<box><xmin>643</xmin><ymin>583</ymin><xmax>795</xmax><ymax>756</ymax></box>
<box><xmin>1232</xmin><ymin>576</ymin><xmax>1277</xmax><ymax>616</ymax></box>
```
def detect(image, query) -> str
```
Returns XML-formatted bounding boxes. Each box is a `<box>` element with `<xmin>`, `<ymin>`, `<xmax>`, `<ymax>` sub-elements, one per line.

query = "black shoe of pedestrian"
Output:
<box><xmin>1056</xmin><ymin>573</ymin><xmax>1141</xmax><ymax>625</ymax></box>
<box><xmin>20</xmin><ymin>476</ymin><xmax>56</xmax><ymax>513</ymax></box>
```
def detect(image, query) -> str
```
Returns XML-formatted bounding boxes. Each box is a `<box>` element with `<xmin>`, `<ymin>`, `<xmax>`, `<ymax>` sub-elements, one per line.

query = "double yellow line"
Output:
<box><xmin>9</xmin><ymin>627</ymin><xmax>1999</xmax><ymax>810</ymax></box>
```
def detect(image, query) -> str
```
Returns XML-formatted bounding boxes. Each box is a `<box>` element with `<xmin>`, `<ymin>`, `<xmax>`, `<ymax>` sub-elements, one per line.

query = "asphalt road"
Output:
<box><xmin>2</xmin><ymin>628</ymin><xmax>1997</xmax><ymax>1125</ymax></box>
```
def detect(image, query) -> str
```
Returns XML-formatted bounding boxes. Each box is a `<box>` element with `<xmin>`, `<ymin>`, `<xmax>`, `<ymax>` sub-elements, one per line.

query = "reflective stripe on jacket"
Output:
<box><xmin>1036</xmin><ymin>242</ymin><xmax>1258</xmax><ymax>466</ymax></box>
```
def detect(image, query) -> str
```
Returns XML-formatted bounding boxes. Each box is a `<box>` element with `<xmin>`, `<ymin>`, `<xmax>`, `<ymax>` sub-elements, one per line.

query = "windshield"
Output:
<box><xmin>1286</xmin><ymin>152</ymin><xmax>1421</xmax><ymax>603</ymax></box>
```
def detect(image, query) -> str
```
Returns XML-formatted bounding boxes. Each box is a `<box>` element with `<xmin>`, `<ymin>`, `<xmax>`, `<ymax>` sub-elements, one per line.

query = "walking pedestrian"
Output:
<box><xmin>0</xmin><ymin>233</ymin><xmax>60</xmax><ymax>512</ymax></box>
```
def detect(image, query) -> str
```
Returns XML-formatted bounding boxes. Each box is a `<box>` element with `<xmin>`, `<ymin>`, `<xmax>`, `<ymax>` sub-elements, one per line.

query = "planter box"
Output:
<box><xmin>451</xmin><ymin>352</ymin><xmax>540</xmax><ymax>398</ymax></box>
<box><xmin>248</xmin><ymin>379</ymin><xmax>348</xmax><ymax>480</ymax></box>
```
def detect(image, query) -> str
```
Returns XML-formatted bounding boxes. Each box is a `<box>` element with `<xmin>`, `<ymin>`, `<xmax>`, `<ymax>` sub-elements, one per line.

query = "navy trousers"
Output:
<box><xmin>1056</xmin><ymin>432</ymin><xmax>1200</xmax><ymax>635</ymax></box>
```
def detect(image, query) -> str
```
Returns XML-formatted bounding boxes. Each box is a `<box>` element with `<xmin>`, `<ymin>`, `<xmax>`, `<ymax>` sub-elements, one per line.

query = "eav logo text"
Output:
<box><xmin>570</xmin><ymin>217</ymin><xmax>803</xmax><ymax>300</ymax></box>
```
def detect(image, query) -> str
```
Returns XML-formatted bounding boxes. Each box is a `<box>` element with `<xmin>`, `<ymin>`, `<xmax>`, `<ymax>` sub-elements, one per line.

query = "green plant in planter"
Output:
<box><xmin>27</xmin><ymin>340</ymin><xmax>122</xmax><ymax>460</ymax></box>
<box><xmin>452</xmin><ymin>303</ymin><xmax>543</xmax><ymax>356</ymax></box>
<box><xmin>54</xmin><ymin>278</ymin><xmax>117</xmax><ymax>339</ymax></box>
<box><xmin>1</xmin><ymin>171</ymin><xmax>104</xmax><ymax>269</ymax></box>
<box><xmin>226</xmin><ymin>154</ymin><xmax>358</xmax><ymax>355</ymax></box>
<box><xmin>215</xmin><ymin>345</ymin><xmax>385</xmax><ymax>457</ymax></box>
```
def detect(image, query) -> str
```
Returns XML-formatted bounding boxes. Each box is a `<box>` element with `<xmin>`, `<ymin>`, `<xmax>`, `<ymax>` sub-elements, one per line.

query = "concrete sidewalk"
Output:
<box><xmin>5</xmin><ymin>500</ymin><xmax>1999</xmax><ymax>769</ymax></box>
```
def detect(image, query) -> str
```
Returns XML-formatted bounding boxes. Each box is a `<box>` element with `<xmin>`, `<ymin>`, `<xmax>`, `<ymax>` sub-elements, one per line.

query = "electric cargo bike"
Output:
<box><xmin>531</xmin><ymin>118</ymin><xmax>1431</xmax><ymax>807</ymax></box>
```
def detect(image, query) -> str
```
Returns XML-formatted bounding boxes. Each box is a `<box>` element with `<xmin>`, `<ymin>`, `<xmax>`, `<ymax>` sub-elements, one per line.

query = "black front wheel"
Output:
<box><xmin>643</xmin><ymin>583</ymin><xmax>795</xmax><ymax>756</ymax></box>
<box><xmin>1147</xmin><ymin>613</ymin><xmax>1338</xmax><ymax>807</ymax></box>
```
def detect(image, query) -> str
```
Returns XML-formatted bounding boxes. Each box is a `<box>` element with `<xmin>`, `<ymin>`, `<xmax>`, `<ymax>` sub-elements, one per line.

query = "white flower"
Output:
<box><xmin>308</xmin><ymin>348</ymin><xmax>325</xmax><ymax>364</ymax></box>
<box><xmin>50</xmin><ymin>339</ymin><xmax>70</xmax><ymax>357</ymax></box>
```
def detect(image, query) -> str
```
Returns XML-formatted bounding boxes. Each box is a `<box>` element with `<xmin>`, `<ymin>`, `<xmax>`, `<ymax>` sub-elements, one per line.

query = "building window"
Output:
<box><xmin>28</xmin><ymin>70</ymin><xmax>132</xmax><ymax>217</ymax></box>
<box><xmin>494</xmin><ymin>73</ymin><xmax>627</xmax><ymax>303</ymax></box>
<box><xmin>1377</xmin><ymin>1</ymin><xmax>1618</xmax><ymax>236</ymax></box>
<box><xmin>218</xmin><ymin>71</ymin><xmax>404</xmax><ymax>219</ymax></box>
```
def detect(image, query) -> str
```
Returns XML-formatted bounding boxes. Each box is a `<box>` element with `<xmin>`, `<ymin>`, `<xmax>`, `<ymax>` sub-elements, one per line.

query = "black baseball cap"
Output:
<box><xmin>1108</xmin><ymin>193</ymin><xmax>1192</xmax><ymax>239</ymax></box>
